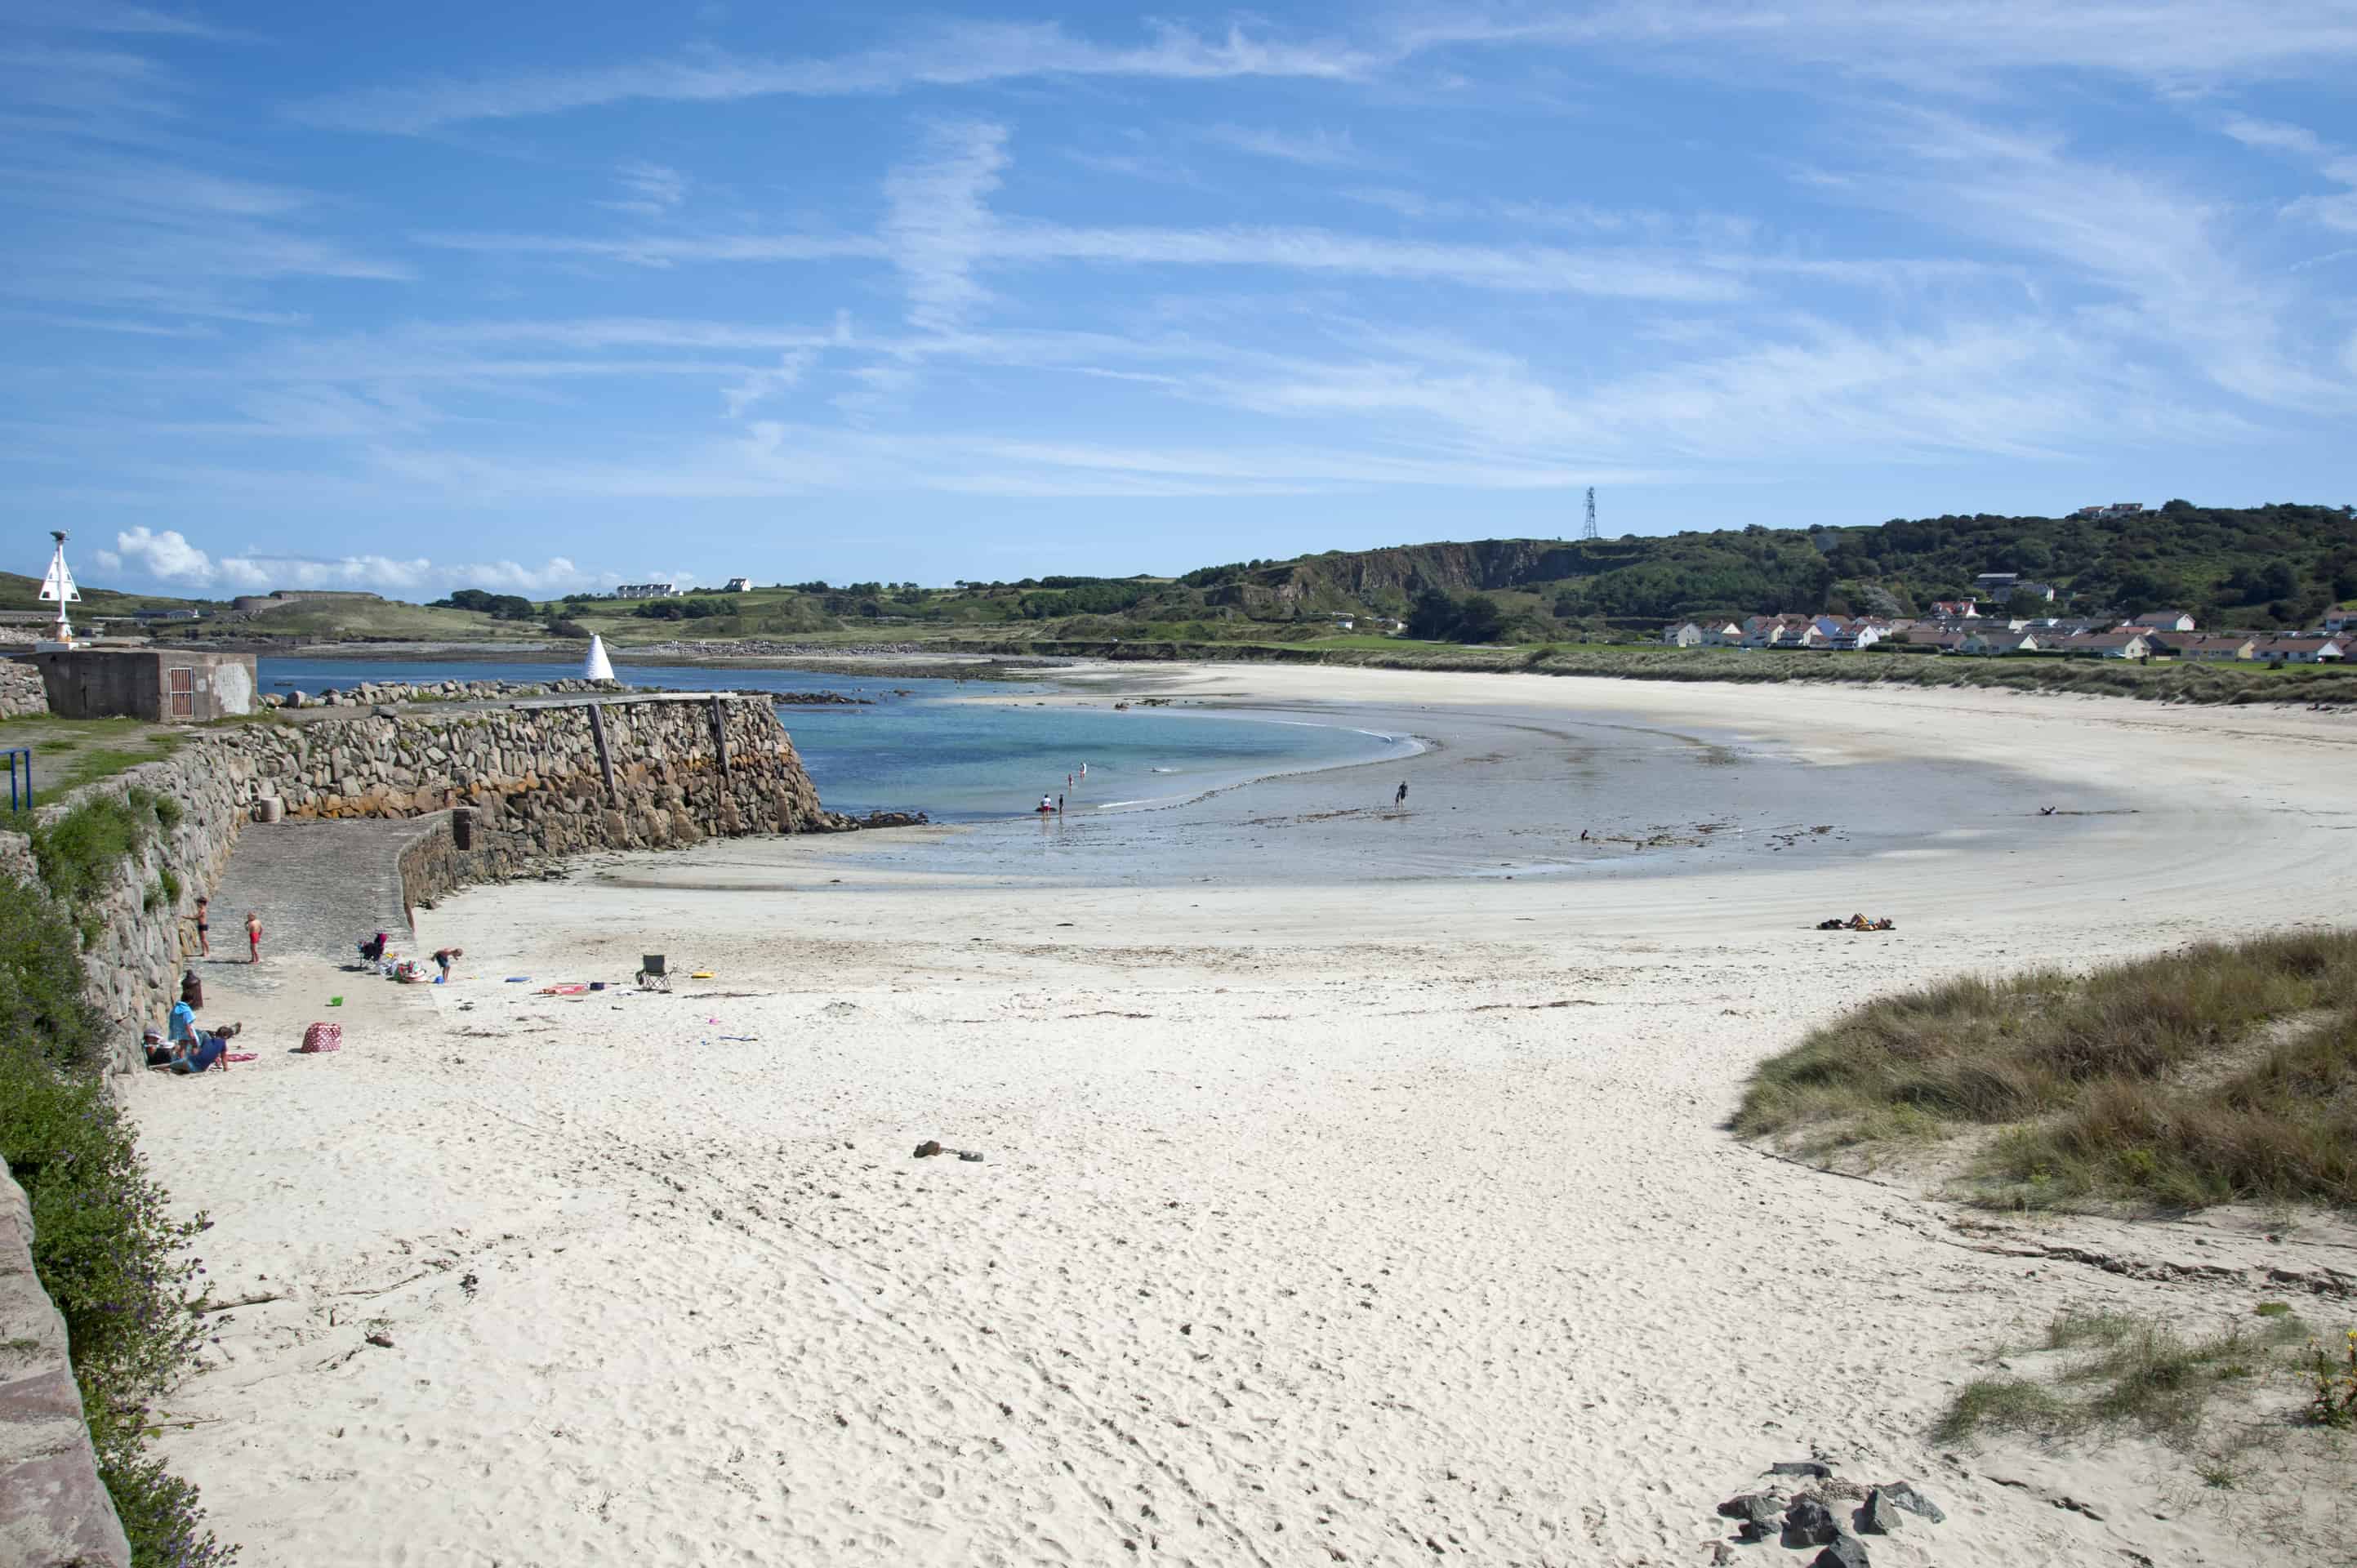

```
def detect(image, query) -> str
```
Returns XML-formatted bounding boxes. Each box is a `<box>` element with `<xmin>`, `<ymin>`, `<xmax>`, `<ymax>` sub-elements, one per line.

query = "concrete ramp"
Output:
<box><xmin>205</xmin><ymin>817</ymin><xmax>425</xmax><ymax>960</ymax></box>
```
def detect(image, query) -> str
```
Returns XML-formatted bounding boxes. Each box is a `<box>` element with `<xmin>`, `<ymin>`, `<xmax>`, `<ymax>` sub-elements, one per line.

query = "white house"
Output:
<box><xmin>614</xmin><ymin>582</ymin><xmax>684</xmax><ymax>599</ymax></box>
<box><xmin>2257</xmin><ymin>636</ymin><xmax>2346</xmax><ymax>665</ymax></box>
<box><xmin>722</xmin><ymin>577</ymin><xmax>753</xmax><ymax>593</ymax></box>
<box><xmin>2132</xmin><ymin>610</ymin><xmax>2197</xmax><ymax>633</ymax></box>
<box><xmin>1966</xmin><ymin>627</ymin><xmax>2040</xmax><ymax>656</ymax></box>
<box><xmin>2176</xmin><ymin>636</ymin><xmax>2255</xmax><ymax>662</ymax></box>
<box><xmin>1664</xmin><ymin>621</ymin><xmax>1707</xmax><ymax>648</ymax></box>
<box><xmin>1930</xmin><ymin>599</ymin><xmax>1979</xmax><ymax>620</ymax></box>
<box><xmin>2061</xmin><ymin>630</ymin><xmax>2150</xmax><ymax>658</ymax></box>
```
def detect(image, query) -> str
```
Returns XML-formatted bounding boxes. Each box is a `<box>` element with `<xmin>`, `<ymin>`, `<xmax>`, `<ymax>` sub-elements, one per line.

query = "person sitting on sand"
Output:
<box><xmin>359</xmin><ymin>931</ymin><xmax>389</xmax><ymax>964</ymax></box>
<box><xmin>167</xmin><ymin>1031</ymin><xmax>230</xmax><ymax>1074</ymax></box>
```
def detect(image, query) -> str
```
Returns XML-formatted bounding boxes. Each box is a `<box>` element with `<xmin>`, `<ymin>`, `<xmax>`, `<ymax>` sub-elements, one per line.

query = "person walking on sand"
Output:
<box><xmin>245</xmin><ymin>910</ymin><xmax>263</xmax><ymax>964</ymax></box>
<box><xmin>194</xmin><ymin>896</ymin><xmax>210</xmax><ymax>958</ymax></box>
<box><xmin>1394</xmin><ymin>781</ymin><xmax>1408</xmax><ymax>809</ymax></box>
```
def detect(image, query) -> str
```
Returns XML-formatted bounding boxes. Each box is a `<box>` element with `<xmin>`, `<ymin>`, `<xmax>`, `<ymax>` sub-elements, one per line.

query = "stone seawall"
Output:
<box><xmin>1</xmin><ymin>657</ymin><xmax>46</xmax><ymax>719</ymax></box>
<box><xmin>0</xmin><ymin>1168</ymin><xmax>132</xmax><ymax>1568</ymax></box>
<box><xmin>218</xmin><ymin>693</ymin><xmax>849</xmax><ymax>851</ymax></box>
<box><xmin>32</xmin><ymin>750</ymin><xmax>263</xmax><ymax>1072</ymax></box>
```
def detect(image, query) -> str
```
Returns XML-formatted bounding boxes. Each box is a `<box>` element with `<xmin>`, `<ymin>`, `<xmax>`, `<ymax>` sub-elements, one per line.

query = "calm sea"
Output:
<box><xmin>256</xmin><ymin>657</ymin><xmax>1414</xmax><ymax>823</ymax></box>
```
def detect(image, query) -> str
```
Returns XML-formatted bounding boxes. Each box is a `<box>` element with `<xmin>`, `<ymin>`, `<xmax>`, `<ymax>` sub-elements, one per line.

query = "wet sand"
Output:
<box><xmin>133</xmin><ymin>666</ymin><xmax>2357</xmax><ymax>1567</ymax></box>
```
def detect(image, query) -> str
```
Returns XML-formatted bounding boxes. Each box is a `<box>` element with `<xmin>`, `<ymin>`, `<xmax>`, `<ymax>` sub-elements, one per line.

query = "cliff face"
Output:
<box><xmin>1260</xmin><ymin>541</ymin><xmax>1582</xmax><ymax>608</ymax></box>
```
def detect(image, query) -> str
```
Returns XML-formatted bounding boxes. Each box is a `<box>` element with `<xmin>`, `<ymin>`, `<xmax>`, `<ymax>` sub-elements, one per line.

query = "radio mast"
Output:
<box><xmin>1581</xmin><ymin>487</ymin><xmax>1599</xmax><ymax>541</ymax></box>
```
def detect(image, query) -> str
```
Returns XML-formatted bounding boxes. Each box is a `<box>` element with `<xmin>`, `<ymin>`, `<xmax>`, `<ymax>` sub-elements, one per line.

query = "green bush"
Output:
<box><xmin>0</xmin><ymin>871</ymin><xmax>232</xmax><ymax>1564</ymax></box>
<box><xmin>16</xmin><ymin>794</ymin><xmax>150</xmax><ymax>907</ymax></box>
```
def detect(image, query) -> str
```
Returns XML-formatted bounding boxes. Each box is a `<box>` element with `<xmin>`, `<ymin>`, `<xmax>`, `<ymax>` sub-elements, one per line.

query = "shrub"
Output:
<box><xmin>17</xmin><ymin>794</ymin><xmax>151</xmax><ymax>908</ymax></box>
<box><xmin>148</xmin><ymin>792</ymin><xmax>183</xmax><ymax>832</ymax></box>
<box><xmin>0</xmin><ymin>870</ymin><xmax>232</xmax><ymax>1564</ymax></box>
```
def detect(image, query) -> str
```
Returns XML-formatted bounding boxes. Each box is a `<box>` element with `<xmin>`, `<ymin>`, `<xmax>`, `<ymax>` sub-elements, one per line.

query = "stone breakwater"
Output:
<box><xmin>225</xmin><ymin>693</ymin><xmax>851</xmax><ymax>849</ymax></box>
<box><xmin>265</xmin><ymin>675</ymin><xmax>623</xmax><ymax>709</ymax></box>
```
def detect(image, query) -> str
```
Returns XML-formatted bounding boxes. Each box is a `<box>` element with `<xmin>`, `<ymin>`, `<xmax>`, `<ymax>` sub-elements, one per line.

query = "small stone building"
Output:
<box><xmin>29</xmin><ymin>648</ymin><xmax>256</xmax><ymax>722</ymax></box>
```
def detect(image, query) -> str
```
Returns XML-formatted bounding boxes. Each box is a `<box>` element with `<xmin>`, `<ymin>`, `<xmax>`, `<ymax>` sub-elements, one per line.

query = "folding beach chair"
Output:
<box><xmin>637</xmin><ymin>954</ymin><xmax>671</xmax><ymax>991</ymax></box>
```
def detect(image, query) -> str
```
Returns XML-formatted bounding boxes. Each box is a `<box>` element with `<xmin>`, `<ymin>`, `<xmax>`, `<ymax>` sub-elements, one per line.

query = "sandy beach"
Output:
<box><xmin>131</xmin><ymin>665</ymin><xmax>2357</xmax><ymax>1566</ymax></box>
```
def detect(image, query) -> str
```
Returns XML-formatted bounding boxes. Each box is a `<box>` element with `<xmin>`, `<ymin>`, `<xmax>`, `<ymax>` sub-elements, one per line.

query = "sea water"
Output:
<box><xmin>256</xmin><ymin>657</ymin><xmax>1414</xmax><ymax>823</ymax></box>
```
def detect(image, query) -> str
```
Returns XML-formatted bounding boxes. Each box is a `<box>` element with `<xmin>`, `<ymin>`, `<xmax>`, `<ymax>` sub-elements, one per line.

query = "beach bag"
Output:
<box><xmin>300</xmin><ymin>1022</ymin><xmax>342</xmax><ymax>1054</ymax></box>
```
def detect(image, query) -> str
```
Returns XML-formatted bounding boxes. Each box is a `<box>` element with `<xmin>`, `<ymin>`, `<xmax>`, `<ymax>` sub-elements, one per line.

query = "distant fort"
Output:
<box><xmin>228</xmin><ymin>589</ymin><xmax>386</xmax><ymax>613</ymax></box>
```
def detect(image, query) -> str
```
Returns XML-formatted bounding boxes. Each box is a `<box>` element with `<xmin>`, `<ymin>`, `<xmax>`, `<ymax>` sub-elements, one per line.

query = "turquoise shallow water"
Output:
<box><xmin>256</xmin><ymin>657</ymin><xmax>1414</xmax><ymax>822</ymax></box>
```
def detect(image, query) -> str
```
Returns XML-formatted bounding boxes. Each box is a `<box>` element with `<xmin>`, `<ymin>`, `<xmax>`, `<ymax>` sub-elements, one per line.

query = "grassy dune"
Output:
<box><xmin>1735</xmin><ymin>932</ymin><xmax>2357</xmax><ymax>1209</ymax></box>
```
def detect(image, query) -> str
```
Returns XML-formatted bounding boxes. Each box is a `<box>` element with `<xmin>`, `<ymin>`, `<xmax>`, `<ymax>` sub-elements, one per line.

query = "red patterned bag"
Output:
<box><xmin>299</xmin><ymin>1022</ymin><xmax>342</xmax><ymax>1054</ymax></box>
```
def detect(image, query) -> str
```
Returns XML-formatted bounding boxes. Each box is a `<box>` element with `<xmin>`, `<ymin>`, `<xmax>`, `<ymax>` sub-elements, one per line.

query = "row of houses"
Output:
<box><xmin>1664</xmin><ymin>612</ymin><xmax>2349</xmax><ymax>662</ymax></box>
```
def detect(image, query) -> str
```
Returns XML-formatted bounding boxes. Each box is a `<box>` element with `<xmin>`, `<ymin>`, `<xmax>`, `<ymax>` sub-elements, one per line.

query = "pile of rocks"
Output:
<box><xmin>1713</xmin><ymin>1463</ymin><xmax>1942</xmax><ymax>1568</ymax></box>
<box><xmin>263</xmin><ymin>676</ymin><xmax>623</xmax><ymax>709</ymax></box>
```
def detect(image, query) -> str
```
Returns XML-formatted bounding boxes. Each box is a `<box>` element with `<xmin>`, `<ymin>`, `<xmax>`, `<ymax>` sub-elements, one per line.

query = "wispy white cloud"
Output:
<box><xmin>1199</xmin><ymin>123</ymin><xmax>1362</xmax><ymax>167</ymax></box>
<box><xmin>5</xmin><ymin>2</ymin><xmax>256</xmax><ymax>41</ymax></box>
<box><xmin>288</xmin><ymin>20</ymin><xmax>1373</xmax><ymax>135</ymax></box>
<box><xmin>600</xmin><ymin>158</ymin><xmax>688</xmax><ymax>216</ymax></box>
<box><xmin>2225</xmin><ymin>115</ymin><xmax>2357</xmax><ymax>234</ymax></box>
<box><xmin>882</xmin><ymin>119</ymin><xmax>1009</xmax><ymax>331</ymax></box>
<box><xmin>720</xmin><ymin>350</ymin><xmax>813</xmax><ymax>417</ymax></box>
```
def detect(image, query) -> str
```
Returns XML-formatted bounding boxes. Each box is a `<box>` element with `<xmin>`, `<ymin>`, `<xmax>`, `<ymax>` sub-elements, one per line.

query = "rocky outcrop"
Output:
<box><xmin>0</xmin><ymin>657</ymin><xmax>47</xmax><ymax>719</ymax></box>
<box><xmin>0</xmin><ymin>1168</ymin><xmax>132</xmax><ymax>1568</ymax></box>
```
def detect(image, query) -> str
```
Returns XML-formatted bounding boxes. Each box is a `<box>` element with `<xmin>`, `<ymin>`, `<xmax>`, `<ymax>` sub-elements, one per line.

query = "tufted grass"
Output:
<box><xmin>1735</xmin><ymin>932</ymin><xmax>2357</xmax><ymax>1210</ymax></box>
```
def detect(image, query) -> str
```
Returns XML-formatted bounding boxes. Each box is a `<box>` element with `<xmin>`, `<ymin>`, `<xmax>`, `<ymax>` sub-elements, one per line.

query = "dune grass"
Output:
<box><xmin>1734</xmin><ymin>931</ymin><xmax>2357</xmax><ymax>1210</ymax></box>
<box><xmin>1934</xmin><ymin>1306</ymin><xmax>2319</xmax><ymax>1446</ymax></box>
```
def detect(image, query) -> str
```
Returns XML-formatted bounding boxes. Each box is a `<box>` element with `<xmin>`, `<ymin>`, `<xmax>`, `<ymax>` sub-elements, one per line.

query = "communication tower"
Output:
<box><xmin>1581</xmin><ymin>487</ymin><xmax>1598</xmax><ymax>541</ymax></box>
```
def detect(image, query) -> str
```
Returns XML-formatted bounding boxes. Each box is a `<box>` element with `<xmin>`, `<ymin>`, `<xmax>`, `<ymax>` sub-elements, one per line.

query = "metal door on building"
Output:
<box><xmin>167</xmin><ymin>665</ymin><xmax>194</xmax><ymax>718</ymax></box>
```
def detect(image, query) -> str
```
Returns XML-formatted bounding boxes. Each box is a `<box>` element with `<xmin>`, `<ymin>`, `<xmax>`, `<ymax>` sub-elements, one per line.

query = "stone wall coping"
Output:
<box><xmin>0</xmin><ymin>1166</ymin><xmax>132</xmax><ymax>1568</ymax></box>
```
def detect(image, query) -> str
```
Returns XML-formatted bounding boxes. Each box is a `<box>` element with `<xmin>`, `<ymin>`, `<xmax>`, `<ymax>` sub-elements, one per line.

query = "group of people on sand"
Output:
<box><xmin>189</xmin><ymin>896</ymin><xmax>265</xmax><ymax>964</ymax></box>
<box><xmin>1036</xmin><ymin>761</ymin><xmax>1086</xmax><ymax>816</ymax></box>
<box><xmin>145</xmin><ymin>986</ymin><xmax>243</xmax><ymax>1074</ymax></box>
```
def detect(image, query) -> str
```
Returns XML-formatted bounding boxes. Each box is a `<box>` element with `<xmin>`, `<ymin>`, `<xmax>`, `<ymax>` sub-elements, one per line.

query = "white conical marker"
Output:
<box><xmin>582</xmin><ymin>632</ymin><xmax>615</xmax><ymax>681</ymax></box>
<box><xmin>38</xmin><ymin>529</ymin><xmax>80</xmax><ymax>644</ymax></box>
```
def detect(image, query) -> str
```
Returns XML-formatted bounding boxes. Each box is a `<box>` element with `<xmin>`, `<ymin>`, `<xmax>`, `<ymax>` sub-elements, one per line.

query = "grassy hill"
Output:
<box><xmin>12</xmin><ymin>499</ymin><xmax>2350</xmax><ymax>656</ymax></box>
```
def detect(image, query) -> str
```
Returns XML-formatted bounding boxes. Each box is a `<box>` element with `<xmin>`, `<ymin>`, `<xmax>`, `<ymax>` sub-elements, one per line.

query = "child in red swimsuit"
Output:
<box><xmin>245</xmin><ymin>911</ymin><xmax>263</xmax><ymax>964</ymax></box>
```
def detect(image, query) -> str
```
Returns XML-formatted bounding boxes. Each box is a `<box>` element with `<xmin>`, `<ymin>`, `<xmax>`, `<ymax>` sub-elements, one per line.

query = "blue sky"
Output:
<box><xmin>5</xmin><ymin>2</ymin><xmax>2355</xmax><ymax>599</ymax></box>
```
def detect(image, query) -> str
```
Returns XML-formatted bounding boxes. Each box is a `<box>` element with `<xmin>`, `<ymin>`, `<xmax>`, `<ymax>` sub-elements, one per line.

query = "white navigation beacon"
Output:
<box><xmin>38</xmin><ymin>529</ymin><xmax>81</xmax><ymax>647</ymax></box>
<box><xmin>581</xmin><ymin>631</ymin><xmax>615</xmax><ymax>682</ymax></box>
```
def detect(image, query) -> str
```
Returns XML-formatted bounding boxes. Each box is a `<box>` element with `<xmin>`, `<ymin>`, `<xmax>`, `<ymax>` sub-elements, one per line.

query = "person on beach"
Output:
<box><xmin>1395</xmin><ymin>782</ymin><xmax>1408</xmax><ymax>808</ymax></box>
<box><xmin>1058</xmin><ymin>793</ymin><xmax>1066</xmax><ymax>815</ymax></box>
<box><xmin>433</xmin><ymin>947</ymin><xmax>462</xmax><ymax>982</ymax></box>
<box><xmin>194</xmin><ymin>896</ymin><xmax>210</xmax><ymax>958</ymax></box>
<box><xmin>1039</xmin><ymin>795</ymin><xmax>1054</xmax><ymax>814</ymax></box>
<box><xmin>246</xmin><ymin>910</ymin><xmax>263</xmax><ymax>963</ymax></box>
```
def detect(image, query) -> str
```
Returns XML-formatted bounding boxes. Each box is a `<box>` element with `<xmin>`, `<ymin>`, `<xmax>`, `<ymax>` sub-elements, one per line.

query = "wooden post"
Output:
<box><xmin>586</xmin><ymin>702</ymin><xmax>617</xmax><ymax>800</ymax></box>
<box><xmin>707</xmin><ymin>695</ymin><xmax>731</xmax><ymax>779</ymax></box>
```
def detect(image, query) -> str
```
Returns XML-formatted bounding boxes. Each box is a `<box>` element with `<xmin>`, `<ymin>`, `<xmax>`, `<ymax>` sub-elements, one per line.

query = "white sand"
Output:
<box><xmin>135</xmin><ymin>668</ymin><xmax>2357</xmax><ymax>1566</ymax></box>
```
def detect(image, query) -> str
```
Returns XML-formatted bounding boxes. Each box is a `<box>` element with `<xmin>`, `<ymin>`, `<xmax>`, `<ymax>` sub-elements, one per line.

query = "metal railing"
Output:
<box><xmin>2</xmin><ymin>746</ymin><xmax>29</xmax><ymax>813</ymax></box>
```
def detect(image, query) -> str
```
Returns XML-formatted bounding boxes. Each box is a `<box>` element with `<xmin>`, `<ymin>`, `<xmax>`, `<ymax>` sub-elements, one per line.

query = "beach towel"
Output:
<box><xmin>539</xmin><ymin>983</ymin><xmax>589</xmax><ymax>995</ymax></box>
<box><xmin>299</xmin><ymin>1022</ymin><xmax>342</xmax><ymax>1054</ymax></box>
<box><xmin>225</xmin><ymin>1052</ymin><xmax>256</xmax><ymax>1063</ymax></box>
